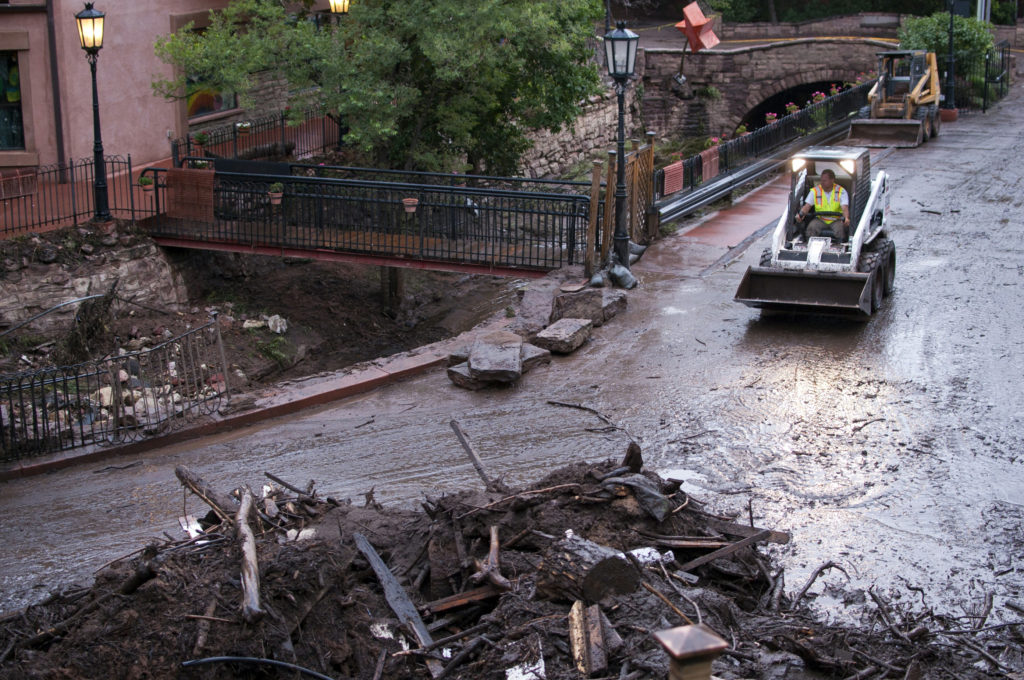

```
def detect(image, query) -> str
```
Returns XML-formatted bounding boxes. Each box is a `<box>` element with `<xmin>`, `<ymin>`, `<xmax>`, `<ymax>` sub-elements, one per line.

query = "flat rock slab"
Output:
<box><xmin>520</xmin><ymin>343</ymin><xmax>552</xmax><ymax>373</ymax></box>
<box><xmin>468</xmin><ymin>330</ymin><xmax>523</xmax><ymax>383</ymax></box>
<box><xmin>533</xmin><ymin>318</ymin><xmax>592</xmax><ymax>354</ymax></box>
<box><xmin>550</xmin><ymin>289</ymin><xmax>628</xmax><ymax>327</ymax></box>
<box><xmin>447</xmin><ymin>362</ymin><xmax>489</xmax><ymax>390</ymax></box>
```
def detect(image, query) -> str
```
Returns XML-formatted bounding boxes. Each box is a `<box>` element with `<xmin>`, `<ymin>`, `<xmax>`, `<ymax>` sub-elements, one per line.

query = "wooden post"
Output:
<box><xmin>602</xmin><ymin>151</ymin><xmax>616</xmax><ymax>265</ymax></box>
<box><xmin>585</xmin><ymin>161</ymin><xmax>602</xmax><ymax>278</ymax></box>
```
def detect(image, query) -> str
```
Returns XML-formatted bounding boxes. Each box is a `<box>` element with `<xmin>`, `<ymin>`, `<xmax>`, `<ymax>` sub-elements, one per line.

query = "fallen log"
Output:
<box><xmin>535</xmin><ymin>533</ymin><xmax>638</xmax><ymax>603</ymax></box>
<box><xmin>236</xmin><ymin>491</ymin><xmax>265</xmax><ymax>624</ymax></box>
<box><xmin>354</xmin><ymin>532</ymin><xmax>444</xmax><ymax>678</ymax></box>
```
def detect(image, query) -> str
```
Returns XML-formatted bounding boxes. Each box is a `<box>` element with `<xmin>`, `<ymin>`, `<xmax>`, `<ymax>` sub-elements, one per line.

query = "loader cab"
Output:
<box><xmin>878</xmin><ymin>50</ymin><xmax>927</xmax><ymax>98</ymax></box>
<box><xmin>789</xmin><ymin>147</ymin><xmax>871</xmax><ymax>242</ymax></box>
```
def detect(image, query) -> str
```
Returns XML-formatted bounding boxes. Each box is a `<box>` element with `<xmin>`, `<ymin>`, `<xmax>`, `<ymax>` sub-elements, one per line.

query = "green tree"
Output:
<box><xmin>897</xmin><ymin>11</ymin><xmax>995</xmax><ymax>62</ymax></box>
<box><xmin>154</xmin><ymin>0</ymin><xmax>603</xmax><ymax>174</ymax></box>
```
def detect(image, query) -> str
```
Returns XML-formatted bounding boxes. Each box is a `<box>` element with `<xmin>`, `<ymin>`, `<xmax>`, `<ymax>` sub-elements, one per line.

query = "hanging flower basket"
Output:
<box><xmin>268</xmin><ymin>182</ymin><xmax>284</xmax><ymax>205</ymax></box>
<box><xmin>236</xmin><ymin>121</ymin><xmax>253</xmax><ymax>135</ymax></box>
<box><xmin>402</xmin><ymin>197</ymin><xmax>419</xmax><ymax>214</ymax></box>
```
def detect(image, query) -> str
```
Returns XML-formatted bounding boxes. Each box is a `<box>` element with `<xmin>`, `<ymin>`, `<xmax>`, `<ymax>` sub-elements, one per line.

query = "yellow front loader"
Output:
<box><xmin>847</xmin><ymin>51</ymin><xmax>942</xmax><ymax>148</ymax></box>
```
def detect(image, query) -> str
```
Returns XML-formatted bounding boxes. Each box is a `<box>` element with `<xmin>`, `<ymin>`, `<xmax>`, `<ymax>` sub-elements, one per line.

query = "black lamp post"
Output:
<box><xmin>945</xmin><ymin>0</ymin><xmax>956</xmax><ymax>110</ymax></box>
<box><xmin>604</xmin><ymin>21</ymin><xmax>639</xmax><ymax>270</ymax></box>
<box><xmin>75</xmin><ymin>2</ymin><xmax>110</xmax><ymax>223</ymax></box>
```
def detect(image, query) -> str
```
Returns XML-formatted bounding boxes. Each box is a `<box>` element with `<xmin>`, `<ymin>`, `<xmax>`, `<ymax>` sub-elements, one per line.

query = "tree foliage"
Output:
<box><xmin>897</xmin><ymin>11</ymin><xmax>995</xmax><ymax>62</ymax></box>
<box><xmin>154</xmin><ymin>0</ymin><xmax>604</xmax><ymax>174</ymax></box>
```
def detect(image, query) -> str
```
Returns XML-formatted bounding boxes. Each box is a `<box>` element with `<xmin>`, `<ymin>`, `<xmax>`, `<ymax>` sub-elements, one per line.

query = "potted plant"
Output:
<box><xmin>402</xmin><ymin>197</ymin><xmax>419</xmax><ymax>214</ymax></box>
<box><xmin>192</xmin><ymin>132</ymin><xmax>209</xmax><ymax>150</ymax></box>
<box><xmin>193</xmin><ymin>160</ymin><xmax>210</xmax><ymax>170</ymax></box>
<box><xmin>268</xmin><ymin>182</ymin><xmax>284</xmax><ymax>205</ymax></box>
<box><xmin>138</xmin><ymin>176</ymin><xmax>154</xmax><ymax>192</ymax></box>
<box><xmin>236</xmin><ymin>121</ymin><xmax>253</xmax><ymax>135</ymax></box>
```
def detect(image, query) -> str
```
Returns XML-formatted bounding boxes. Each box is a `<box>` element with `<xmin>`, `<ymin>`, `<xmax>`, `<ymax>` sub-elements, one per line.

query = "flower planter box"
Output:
<box><xmin>939</xmin><ymin>108</ymin><xmax>958</xmax><ymax>122</ymax></box>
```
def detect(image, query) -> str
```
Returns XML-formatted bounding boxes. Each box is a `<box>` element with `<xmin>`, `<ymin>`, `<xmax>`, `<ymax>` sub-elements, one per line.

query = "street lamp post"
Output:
<box><xmin>75</xmin><ymin>2</ymin><xmax>110</xmax><ymax>223</ymax></box>
<box><xmin>945</xmin><ymin>0</ymin><xmax>956</xmax><ymax>110</ymax></box>
<box><xmin>603</xmin><ymin>21</ymin><xmax>639</xmax><ymax>271</ymax></box>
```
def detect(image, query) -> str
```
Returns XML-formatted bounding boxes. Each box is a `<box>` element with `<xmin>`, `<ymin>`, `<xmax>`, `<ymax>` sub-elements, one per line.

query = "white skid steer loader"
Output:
<box><xmin>734</xmin><ymin>147</ymin><xmax>895</xmax><ymax>317</ymax></box>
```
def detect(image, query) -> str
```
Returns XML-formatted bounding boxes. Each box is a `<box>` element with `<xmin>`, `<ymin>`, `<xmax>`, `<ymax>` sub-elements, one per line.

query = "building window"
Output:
<box><xmin>186</xmin><ymin>75</ymin><xmax>238</xmax><ymax>119</ymax></box>
<box><xmin>0</xmin><ymin>52</ymin><xmax>24</xmax><ymax>150</ymax></box>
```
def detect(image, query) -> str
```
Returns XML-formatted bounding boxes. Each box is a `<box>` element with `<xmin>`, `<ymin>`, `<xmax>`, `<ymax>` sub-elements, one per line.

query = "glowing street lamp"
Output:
<box><xmin>603</xmin><ymin>21</ymin><xmax>639</xmax><ymax>270</ymax></box>
<box><xmin>75</xmin><ymin>2</ymin><xmax>111</xmax><ymax>222</ymax></box>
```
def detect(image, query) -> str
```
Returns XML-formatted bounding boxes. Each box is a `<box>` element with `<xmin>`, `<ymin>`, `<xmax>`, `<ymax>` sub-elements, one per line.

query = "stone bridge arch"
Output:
<box><xmin>641</xmin><ymin>38</ymin><xmax>896</xmax><ymax>139</ymax></box>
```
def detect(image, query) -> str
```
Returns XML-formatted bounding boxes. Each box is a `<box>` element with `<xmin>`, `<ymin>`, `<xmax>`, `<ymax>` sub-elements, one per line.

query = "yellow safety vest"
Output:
<box><xmin>813</xmin><ymin>184</ymin><xmax>844</xmax><ymax>224</ymax></box>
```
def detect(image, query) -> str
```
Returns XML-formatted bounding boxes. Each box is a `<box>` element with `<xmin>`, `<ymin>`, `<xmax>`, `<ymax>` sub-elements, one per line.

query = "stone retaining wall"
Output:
<box><xmin>0</xmin><ymin>242</ymin><xmax>190</xmax><ymax>337</ymax></box>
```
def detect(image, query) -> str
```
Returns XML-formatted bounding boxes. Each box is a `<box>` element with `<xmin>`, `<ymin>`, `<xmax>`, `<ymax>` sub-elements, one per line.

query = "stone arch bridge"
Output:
<box><xmin>640</xmin><ymin>38</ymin><xmax>899</xmax><ymax>139</ymax></box>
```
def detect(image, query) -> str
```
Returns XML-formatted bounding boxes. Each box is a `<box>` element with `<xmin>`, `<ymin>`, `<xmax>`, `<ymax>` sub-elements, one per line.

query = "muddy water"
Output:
<box><xmin>3</xmin><ymin>95</ymin><xmax>1023</xmax><ymax>620</ymax></box>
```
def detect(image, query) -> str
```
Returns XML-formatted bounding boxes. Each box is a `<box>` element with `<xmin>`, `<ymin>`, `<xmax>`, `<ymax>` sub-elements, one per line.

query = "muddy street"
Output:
<box><xmin>2</xmin><ymin>92</ymin><xmax>1023</xmax><ymax>623</ymax></box>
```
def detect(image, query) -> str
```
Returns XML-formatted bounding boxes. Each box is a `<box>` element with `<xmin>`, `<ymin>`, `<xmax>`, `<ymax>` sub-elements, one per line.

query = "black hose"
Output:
<box><xmin>180</xmin><ymin>656</ymin><xmax>340</xmax><ymax>680</ymax></box>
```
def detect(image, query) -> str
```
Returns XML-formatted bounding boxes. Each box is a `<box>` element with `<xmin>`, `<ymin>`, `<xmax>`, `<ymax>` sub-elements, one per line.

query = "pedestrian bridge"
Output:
<box><xmin>138</xmin><ymin>161</ymin><xmax>631</xmax><ymax>278</ymax></box>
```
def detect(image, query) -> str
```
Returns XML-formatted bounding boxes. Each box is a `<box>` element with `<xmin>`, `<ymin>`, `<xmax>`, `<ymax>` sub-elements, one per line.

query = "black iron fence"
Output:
<box><xmin>654</xmin><ymin>81</ymin><xmax>874</xmax><ymax>200</ymax></box>
<box><xmin>950</xmin><ymin>41</ymin><xmax>1011</xmax><ymax>113</ymax></box>
<box><xmin>0</xmin><ymin>155</ymin><xmax>136</xmax><ymax>237</ymax></box>
<box><xmin>0</xmin><ymin>320</ymin><xmax>228</xmax><ymax>463</ymax></box>
<box><xmin>142</xmin><ymin>168</ymin><xmax>596</xmax><ymax>272</ymax></box>
<box><xmin>172</xmin><ymin>107</ymin><xmax>345</xmax><ymax>167</ymax></box>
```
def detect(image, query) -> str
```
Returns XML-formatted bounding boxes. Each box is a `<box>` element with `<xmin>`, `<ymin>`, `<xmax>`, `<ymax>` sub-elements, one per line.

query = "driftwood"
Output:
<box><xmin>469</xmin><ymin>526</ymin><xmax>511</xmax><ymax>591</ymax></box>
<box><xmin>175</xmin><ymin>465</ymin><xmax>237</xmax><ymax>523</ymax></box>
<box><xmin>535</xmin><ymin>533</ymin><xmax>638</xmax><ymax>603</ymax></box>
<box><xmin>236</xmin><ymin>491</ymin><xmax>265</xmax><ymax>624</ymax></box>
<box><xmin>424</xmin><ymin>584</ymin><xmax>504</xmax><ymax>615</ymax></box>
<box><xmin>449</xmin><ymin>420</ymin><xmax>500</xmax><ymax>492</ymax></box>
<box><xmin>354</xmin><ymin>532</ymin><xmax>444</xmax><ymax>678</ymax></box>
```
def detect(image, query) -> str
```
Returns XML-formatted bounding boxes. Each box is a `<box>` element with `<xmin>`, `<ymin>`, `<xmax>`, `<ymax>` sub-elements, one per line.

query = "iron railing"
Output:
<box><xmin>654</xmin><ymin>81</ymin><xmax>874</xmax><ymax>200</ymax></box>
<box><xmin>0</xmin><ymin>320</ymin><xmax>228</xmax><ymax>462</ymax></box>
<box><xmin>142</xmin><ymin>169</ymin><xmax>596</xmax><ymax>272</ymax></box>
<box><xmin>172</xmin><ymin>107</ymin><xmax>345</xmax><ymax>167</ymax></box>
<box><xmin>0</xmin><ymin>155</ymin><xmax>136</xmax><ymax>237</ymax></box>
<box><xmin>950</xmin><ymin>41</ymin><xmax>1011</xmax><ymax>113</ymax></box>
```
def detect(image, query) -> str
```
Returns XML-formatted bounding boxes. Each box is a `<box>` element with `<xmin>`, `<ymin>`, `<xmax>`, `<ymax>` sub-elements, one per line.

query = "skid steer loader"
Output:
<box><xmin>734</xmin><ymin>147</ymin><xmax>895</xmax><ymax>317</ymax></box>
<box><xmin>847</xmin><ymin>50</ymin><xmax>941</xmax><ymax>148</ymax></box>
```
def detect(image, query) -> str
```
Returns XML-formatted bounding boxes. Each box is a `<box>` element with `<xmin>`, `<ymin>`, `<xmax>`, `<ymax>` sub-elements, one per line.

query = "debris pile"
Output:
<box><xmin>1</xmin><ymin>434</ymin><xmax>1020</xmax><ymax>679</ymax></box>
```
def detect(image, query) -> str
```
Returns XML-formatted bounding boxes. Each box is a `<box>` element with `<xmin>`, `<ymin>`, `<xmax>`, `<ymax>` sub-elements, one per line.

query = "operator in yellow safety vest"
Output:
<box><xmin>795</xmin><ymin>169</ymin><xmax>850</xmax><ymax>241</ymax></box>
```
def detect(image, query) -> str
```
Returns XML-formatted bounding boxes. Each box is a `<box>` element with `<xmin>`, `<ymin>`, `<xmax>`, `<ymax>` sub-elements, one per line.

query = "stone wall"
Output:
<box><xmin>518</xmin><ymin>87</ymin><xmax>643</xmax><ymax>179</ymax></box>
<box><xmin>0</xmin><ymin>242</ymin><xmax>190</xmax><ymax>337</ymax></box>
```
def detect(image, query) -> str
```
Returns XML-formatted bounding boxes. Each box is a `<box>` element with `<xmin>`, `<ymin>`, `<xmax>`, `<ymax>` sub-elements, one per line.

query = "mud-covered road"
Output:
<box><xmin>3</xmin><ymin>91</ymin><xmax>1023</xmax><ymax>621</ymax></box>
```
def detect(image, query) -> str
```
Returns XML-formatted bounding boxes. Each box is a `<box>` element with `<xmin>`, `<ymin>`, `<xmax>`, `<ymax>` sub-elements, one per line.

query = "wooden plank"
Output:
<box><xmin>585</xmin><ymin>161</ymin><xmax>602</xmax><ymax>278</ymax></box>
<box><xmin>675</xmin><ymin>530</ymin><xmax>772</xmax><ymax>573</ymax></box>
<box><xmin>584</xmin><ymin>604</ymin><xmax>608</xmax><ymax>676</ymax></box>
<box><xmin>697</xmin><ymin>516</ymin><xmax>790</xmax><ymax>545</ymax></box>
<box><xmin>353</xmin><ymin>532</ymin><xmax>444</xmax><ymax>678</ymax></box>
<box><xmin>424</xmin><ymin>583</ymin><xmax>503</xmax><ymax>614</ymax></box>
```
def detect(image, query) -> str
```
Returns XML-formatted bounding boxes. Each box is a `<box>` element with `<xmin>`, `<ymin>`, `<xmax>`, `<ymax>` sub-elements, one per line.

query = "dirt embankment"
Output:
<box><xmin>0</xmin><ymin>453</ymin><xmax>1016</xmax><ymax>680</ymax></box>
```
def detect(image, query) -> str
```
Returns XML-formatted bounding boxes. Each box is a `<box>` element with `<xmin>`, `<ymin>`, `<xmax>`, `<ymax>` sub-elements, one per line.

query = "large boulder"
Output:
<box><xmin>533</xmin><ymin>318</ymin><xmax>592</xmax><ymax>354</ymax></box>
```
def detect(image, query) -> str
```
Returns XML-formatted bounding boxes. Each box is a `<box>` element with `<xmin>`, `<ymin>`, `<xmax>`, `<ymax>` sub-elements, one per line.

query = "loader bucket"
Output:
<box><xmin>847</xmin><ymin>119</ymin><xmax>923</xmax><ymax>148</ymax></box>
<box><xmin>734</xmin><ymin>267</ymin><xmax>873</xmax><ymax>317</ymax></box>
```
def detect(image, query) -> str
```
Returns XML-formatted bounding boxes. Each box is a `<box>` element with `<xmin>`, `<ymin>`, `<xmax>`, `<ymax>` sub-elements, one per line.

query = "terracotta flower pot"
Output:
<box><xmin>939</xmin><ymin>108</ymin><xmax>958</xmax><ymax>122</ymax></box>
<box><xmin>402</xmin><ymin>197</ymin><xmax>419</xmax><ymax>214</ymax></box>
<box><xmin>269</xmin><ymin>192</ymin><xmax>283</xmax><ymax>205</ymax></box>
